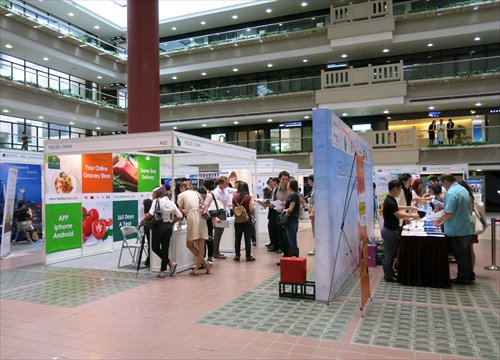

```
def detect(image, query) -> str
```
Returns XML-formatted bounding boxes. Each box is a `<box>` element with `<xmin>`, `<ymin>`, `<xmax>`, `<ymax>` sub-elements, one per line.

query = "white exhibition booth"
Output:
<box><xmin>42</xmin><ymin>131</ymin><xmax>256</xmax><ymax>274</ymax></box>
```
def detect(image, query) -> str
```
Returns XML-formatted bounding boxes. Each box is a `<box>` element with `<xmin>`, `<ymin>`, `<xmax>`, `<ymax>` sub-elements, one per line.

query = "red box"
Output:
<box><xmin>280</xmin><ymin>257</ymin><xmax>306</xmax><ymax>284</ymax></box>
<box><xmin>367</xmin><ymin>244</ymin><xmax>377</xmax><ymax>268</ymax></box>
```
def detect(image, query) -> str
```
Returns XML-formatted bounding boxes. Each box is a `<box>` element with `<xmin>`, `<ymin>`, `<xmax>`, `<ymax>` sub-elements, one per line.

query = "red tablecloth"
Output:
<box><xmin>398</xmin><ymin>234</ymin><xmax>450</xmax><ymax>288</ymax></box>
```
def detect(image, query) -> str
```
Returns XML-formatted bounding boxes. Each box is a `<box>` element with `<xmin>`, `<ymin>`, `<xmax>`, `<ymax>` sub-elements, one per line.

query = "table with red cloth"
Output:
<box><xmin>398</xmin><ymin>233</ymin><xmax>451</xmax><ymax>288</ymax></box>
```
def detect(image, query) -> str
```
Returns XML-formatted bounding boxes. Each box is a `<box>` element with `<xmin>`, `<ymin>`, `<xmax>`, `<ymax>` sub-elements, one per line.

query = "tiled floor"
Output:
<box><xmin>1</xmin><ymin>219</ymin><xmax>499</xmax><ymax>359</ymax></box>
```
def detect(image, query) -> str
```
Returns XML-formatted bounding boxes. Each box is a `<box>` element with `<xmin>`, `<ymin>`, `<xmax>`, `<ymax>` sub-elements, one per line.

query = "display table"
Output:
<box><xmin>398</xmin><ymin>232</ymin><xmax>450</xmax><ymax>288</ymax></box>
<box><xmin>151</xmin><ymin>225</ymin><xmax>197</xmax><ymax>273</ymax></box>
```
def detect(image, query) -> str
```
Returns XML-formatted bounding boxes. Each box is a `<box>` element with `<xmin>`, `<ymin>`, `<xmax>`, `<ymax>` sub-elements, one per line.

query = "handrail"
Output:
<box><xmin>392</xmin><ymin>0</ymin><xmax>497</xmax><ymax>16</ymax></box>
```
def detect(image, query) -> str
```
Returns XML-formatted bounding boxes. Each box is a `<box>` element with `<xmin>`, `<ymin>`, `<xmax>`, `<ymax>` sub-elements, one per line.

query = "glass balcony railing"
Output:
<box><xmin>403</xmin><ymin>56</ymin><xmax>500</xmax><ymax>81</ymax></box>
<box><xmin>159</xmin><ymin>15</ymin><xmax>330</xmax><ymax>54</ymax></box>
<box><xmin>2</xmin><ymin>0</ymin><xmax>126</xmax><ymax>59</ymax></box>
<box><xmin>0</xmin><ymin>59</ymin><xmax>127</xmax><ymax>109</ymax></box>
<box><xmin>393</xmin><ymin>0</ymin><xmax>497</xmax><ymax>16</ymax></box>
<box><xmin>160</xmin><ymin>77</ymin><xmax>320</xmax><ymax>105</ymax></box>
<box><xmin>416</xmin><ymin>124</ymin><xmax>500</xmax><ymax>147</ymax></box>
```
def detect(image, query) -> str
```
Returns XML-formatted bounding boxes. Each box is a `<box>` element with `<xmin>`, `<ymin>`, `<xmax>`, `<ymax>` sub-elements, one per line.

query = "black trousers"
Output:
<box><xmin>268</xmin><ymin>209</ymin><xmax>279</xmax><ymax>248</ymax></box>
<box><xmin>205</xmin><ymin>218</ymin><xmax>214</xmax><ymax>258</ymax></box>
<box><xmin>275</xmin><ymin>215</ymin><xmax>291</xmax><ymax>257</ymax></box>
<box><xmin>235</xmin><ymin>220</ymin><xmax>252</xmax><ymax>258</ymax></box>
<box><xmin>151</xmin><ymin>222</ymin><xmax>173</xmax><ymax>271</ymax></box>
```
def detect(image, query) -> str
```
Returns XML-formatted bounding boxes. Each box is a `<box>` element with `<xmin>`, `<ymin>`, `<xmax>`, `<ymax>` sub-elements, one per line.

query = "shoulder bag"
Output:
<box><xmin>144</xmin><ymin>199</ymin><xmax>163</xmax><ymax>230</ymax></box>
<box><xmin>209</xmin><ymin>193</ymin><xmax>224</xmax><ymax>218</ymax></box>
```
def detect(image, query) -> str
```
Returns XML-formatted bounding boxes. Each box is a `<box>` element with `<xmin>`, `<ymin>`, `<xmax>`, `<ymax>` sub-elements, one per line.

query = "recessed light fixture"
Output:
<box><xmin>5</xmin><ymin>13</ymin><xmax>13</xmax><ymax>17</ymax></box>
<box><xmin>302</xmin><ymin>58</ymin><xmax>308</xmax><ymax>63</ymax></box>
<box><xmin>342</xmin><ymin>112</ymin><xmax>348</xmax><ymax>116</ymax></box>
<box><xmin>38</xmin><ymin>116</ymin><xmax>44</xmax><ymax>119</ymax></box>
<box><xmin>341</xmin><ymin>53</ymin><xmax>348</xmax><ymax>58</ymax></box>
<box><xmin>266</xmin><ymin>8</ymin><xmax>272</xmax><ymax>13</ymax></box>
<box><xmin>267</xmin><ymin>63</ymin><xmax>273</xmax><ymax>68</ymax></box>
<box><xmin>43</xmin><ymin>57</ymin><xmax>49</xmax><ymax>61</ymax></box>
<box><xmin>68</xmin><ymin>12</ymin><xmax>74</xmax><ymax>17</ymax></box>
<box><xmin>304</xmin><ymin>115</ymin><xmax>309</xmax><ymax>119</ymax></box>
<box><xmin>201</xmin><ymin>72</ymin><xmax>207</xmax><ymax>76</ymax></box>
<box><xmin>232</xmin><ymin>68</ymin><xmax>238</xmax><ymax>72</ymax></box>
<box><xmin>171</xmin><ymin>26</ymin><xmax>177</xmax><ymax>30</ymax></box>
<box><xmin>2</xmin><ymin>109</ymin><xmax>10</xmax><ymax>113</ymax></box>
<box><xmin>233</xmin><ymin>121</ymin><xmax>239</xmax><ymax>124</ymax></box>
<box><xmin>474</xmin><ymin>36</ymin><xmax>480</xmax><ymax>41</ymax></box>
<box><xmin>470</xmin><ymin>110</ymin><xmax>476</xmax><ymax>114</ymax></box>
<box><xmin>173</xmin><ymin>126</ymin><xmax>178</xmax><ymax>130</ymax></box>
<box><xmin>97</xmin><ymin>75</ymin><xmax>103</xmax><ymax>79</ymax></box>
<box><xmin>200</xmin><ymin>21</ymin><xmax>206</xmax><ymax>25</ymax></box>
<box><xmin>476</xmin><ymin>169</ymin><xmax>482</xmax><ymax>172</ymax></box>
<box><xmin>94</xmin><ymin>25</ymin><xmax>100</xmax><ymax>30</ymax></box>
<box><xmin>382</xmin><ymin>48</ymin><xmax>390</xmax><ymax>53</ymax></box>
<box><xmin>202</xmin><ymin>123</ymin><xmax>207</xmax><ymax>127</ymax></box>
<box><xmin>427</xmin><ymin>43</ymin><xmax>434</xmax><ymax>47</ymax></box>
<box><xmin>232</xmin><ymin>15</ymin><xmax>238</xmax><ymax>19</ymax></box>
<box><xmin>301</xmin><ymin>2</ymin><xmax>308</xmax><ymax>7</ymax></box>
<box><xmin>172</xmin><ymin>76</ymin><xmax>178</xmax><ymax>80</ymax></box>
<box><xmin>383</xmin><ymin>110</ymin><xmax>390</xmax><ymax>114</ymax></box>
<box><xmin>4</xmin><ymin>44</ymin><xmax>13</xmax><ymax>49</ymax></box>
<box><xmin>96</xmin><ymin>126</ymin><xmax>101</xmax><ymax>130</ymax></box>
<box><xmin>476</xmin><ymin>102</ymin><xmax>482</xmax><ymax>106</ymax></box>
<box><xmin>428</xmin><ymin>106</ymin><xmax>435</xmax><ymax>110</ymax></box>
<box><xmin>33</xmin><ymin>25</ymin><xmax>41</xmax><ymax>29</ymax></box>
<box><xmin>69</xmin><ymin>121</ymin><xmax>75</xmax><ymax>125</ymax></box>
<box><xmin>267</xmin><ymin>118</ymin><xmax>273</xmax><ymax>122</ymax></box>
<box><xmin>387</xmin><ymin>116</ymin><xmax>391</xmax><ymax>120</ymax></box>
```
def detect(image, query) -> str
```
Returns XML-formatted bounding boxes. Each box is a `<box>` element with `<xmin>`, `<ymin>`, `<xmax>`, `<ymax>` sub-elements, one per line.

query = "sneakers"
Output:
<box><xmin>308</xmin><ymin>249</ymin><xmax>315</xmax><ymax>256</ymax></box>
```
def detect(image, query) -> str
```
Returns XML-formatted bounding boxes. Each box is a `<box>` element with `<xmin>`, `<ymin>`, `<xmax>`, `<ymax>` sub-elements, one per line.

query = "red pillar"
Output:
<box><xmin>127</xmin><ymin>0</ymin><xmax>160</xmax><ymax>133</ymax></box>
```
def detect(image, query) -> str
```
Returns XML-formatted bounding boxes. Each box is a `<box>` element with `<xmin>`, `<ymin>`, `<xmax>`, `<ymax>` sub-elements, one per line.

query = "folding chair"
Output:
<box><xmin>118</xmin><ymin>226</ymin><xmax>147</xmax><ymax>268</ymax></box>
<box><xmin>13</xmin><ymin>220</ymin><xmax>34</xmax><ymax>244</ymax></box>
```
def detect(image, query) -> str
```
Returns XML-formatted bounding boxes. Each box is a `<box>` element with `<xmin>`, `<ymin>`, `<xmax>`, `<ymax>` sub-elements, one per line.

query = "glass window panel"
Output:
<box><xmin>37</xmin><ymin>73</ymin><xmax>48</xmax><ymax>88</ymax></box>
<box><xmin>12</xmin><ymin>64</ymin><xmax>25</xmax><ymax>81</ymax></box>
<box><xmin>0</xmin><ymin>54</ymin><xmax>23</xmax><ymax>65</ymax></box>
<box><xmin>50</xmin><ymin>123</ymin><xmax>70</xmax><ymax>131</ymax></box>
<box><xmin>26</xmin><ymin>119</ymin><xmax>46</xmax><ymax>127</ymax></box>
<box><xmin>38</xmin><ymin>127</ymin><xmax>49</xmax><ymax>139</ymax></box>
<box><xmin>49</xmin><ymin>69</ymin><xmax>69</xmax><ymax>79</ymax></box>
<box><xmin>60</xmin><ymin>131</ymin><xmax>70</xmax><ymax>139</ymax></box>
<box><xmin>49</xmin><ymin>129</ymin><xmax>60</xmax><ymax>139</ymax></box>
<box><xmin>0</xmin><ymin>59</ymin><xmax>13</xmax><ymax>78</ymax></box>
<box><xmin>237</xmin><ymin>131</ymin><xmax>248</xmax><ymax>147</ymax></box>
<box><xmin>48</xmin><ymin>74</ymin><xmax>60</xmax><ymax>90</ymax></box>
<box><xmin>25</xmin><ymin>61</ymin><xmax>48</xmax><ymax>72</ymax></box>
<box><xmin>25</xmin><ymin>68</ymin><xmax>37</xmax><ymax>84</ymax></box>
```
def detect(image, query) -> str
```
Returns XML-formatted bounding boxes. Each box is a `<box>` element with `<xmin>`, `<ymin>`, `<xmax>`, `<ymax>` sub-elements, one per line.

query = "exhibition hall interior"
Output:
<box><xmin>1</xmin><ymin>0</ymin><xmax>500</xmax><ymax>359</ymax></box>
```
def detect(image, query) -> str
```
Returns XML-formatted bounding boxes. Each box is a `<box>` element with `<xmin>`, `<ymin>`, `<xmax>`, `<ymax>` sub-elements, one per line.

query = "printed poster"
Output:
<box><xmin>45</xmin><ymin>202</ymin><xmax>83</xmax><ymax>253</ymax></box>
<box><xmin>45</xmin><ymin>155</ymin><xmax>82</xmax><ymax>197</ymax></box>
<box><xmin>1</xmin><ymin>167</ymin><xmax>18</xmax><ymax>257</ymax></box>
<box><xmin>82</xmin><ymin>194</ymin><xmax>114</xmax><ymax>248</ymax></box>
<box><xmin>81</xmin><ymin>153</ymin><xmax>113</xmax><ymax>193</ymax></box>
<box><xmin>113</xmin><ymin>200</ymin><xmax>139</xmax><ymax>242</ymax></box>
<box><xmin>112</xmin><ymin>153</ymin><xmax>139</xmax><ymax>192</ymax></box>
<box><xmin>137</xmin><ymin>155</ymin><xmax>160</xmax><ymax>192</ymax></box>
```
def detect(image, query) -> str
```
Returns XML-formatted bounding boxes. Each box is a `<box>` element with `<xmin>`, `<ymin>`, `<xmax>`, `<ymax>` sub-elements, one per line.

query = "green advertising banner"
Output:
<box><xmin>137</xmin><ymin>155</ymin><xmax>160</xmax><ymax>192</ymax></box>
<box><xmin>113</xmin><ymin>200</ymin><xmax>139</xmax><ymax>241</ymax></box>
<box><xmin>45</xmin><ymin>202</ymin><xmax>83</xmax><ymax>254</ymax></box>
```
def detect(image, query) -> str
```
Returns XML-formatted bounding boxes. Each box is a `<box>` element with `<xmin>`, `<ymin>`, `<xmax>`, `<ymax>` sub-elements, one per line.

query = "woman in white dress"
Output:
<box><xmin>176</xmin><ymin>181</ymin><xmax>213</xmax><ymax>275</ymax></box>
<box><xmin>437</xmin><ymin>119</ymin><xmax>446</xmax><ymax>144</ymax></box>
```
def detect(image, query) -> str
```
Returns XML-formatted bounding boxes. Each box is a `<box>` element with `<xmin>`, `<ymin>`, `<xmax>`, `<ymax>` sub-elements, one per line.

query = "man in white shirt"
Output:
<box><xmin>213</xmin><ymin>175</ymin><xmax>236</xmax><ymax>259</ymax></box>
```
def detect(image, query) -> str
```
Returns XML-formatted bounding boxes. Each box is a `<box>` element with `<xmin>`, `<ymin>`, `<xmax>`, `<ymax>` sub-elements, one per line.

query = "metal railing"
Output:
<box><xmin>159</xmin><ymin>15</ymin><xmax>330</xmax><ymax>54</ymax></box>
<box><xmin>0</xmin><ymin>59</ymin><xmax>127</xmax><ymax>109</ymax></box>
<box><xmin>416</xmin><ymin>124</ymin><xmax>500</xmax><ymax>147</ymax></box>
<box><xmin>392</xmin><ymin>0</ymin><xmax>497</xmax><ymax>15</ymax></box>
<box><xmin>160</xmin><ymin>77</ymin><xmax>320</xmax><ymax>106</ymax></box>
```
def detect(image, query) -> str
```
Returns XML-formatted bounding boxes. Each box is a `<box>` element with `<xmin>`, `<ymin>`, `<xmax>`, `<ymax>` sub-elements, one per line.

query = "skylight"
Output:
<box><xmin>73</xmin><ymin>0</ymin><xmax>260</xmax><ymax>28</ymax></box>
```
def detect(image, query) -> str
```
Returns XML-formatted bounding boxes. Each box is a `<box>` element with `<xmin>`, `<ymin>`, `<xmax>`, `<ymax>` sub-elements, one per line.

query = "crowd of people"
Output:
<box><xmin>381</xmin><ymin>172</ymin><xmax>481</xmax><ymax>285</ymax></box>
<box><xmin>140</xmin><ymin>172</ymin><xmax>315</xmax><ymax>278</ymax></box>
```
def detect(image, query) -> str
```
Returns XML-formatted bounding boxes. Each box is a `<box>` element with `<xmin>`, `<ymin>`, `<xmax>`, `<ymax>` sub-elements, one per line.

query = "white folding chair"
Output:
<box><xmin>118</xmin><ymin>226</ymin><xmax>146</xmax><ymax>268</ymax></box>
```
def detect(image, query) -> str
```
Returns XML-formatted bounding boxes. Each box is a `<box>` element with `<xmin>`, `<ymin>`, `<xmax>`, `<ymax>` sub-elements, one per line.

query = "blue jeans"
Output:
<box><xmin>381</xmin><ymin>227</ymin><xmax>400</xmax><ymax>280</ymax></box>
<box><xmin>285</xmin><ymin>220</ymin><xmax>299</xmax><ymax>255</ymax></box>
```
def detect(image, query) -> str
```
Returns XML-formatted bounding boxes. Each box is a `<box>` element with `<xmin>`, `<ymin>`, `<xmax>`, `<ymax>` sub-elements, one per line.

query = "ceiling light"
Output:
<box><xmin>43</xmin><ymin>57</ymin><xmax>49</xmax><ymax>61</ymax></box>
<box><xmin>474</xmin><ymin>36</ymin><xmax>480</xmax><ymax>41</ymax></box>
<box><xmin>200</xmin><ymin>21</ymin><xmax>206</xmax><ymax>25</ymax></box>
<box><xmin>233</xmin><ymin>121</ymin><xmax>239</xmax><ymax>124</ymax></box>
<box><xmin>476</xmin><ymin>169</ymin><xmax>482</xmax><ymax>172</ymax></box>
<box><xmin>69</xmin><ymin>121</ymin><xmax>75</xmax><ymax>125</ymax></box>
<box><xmin>266</xmin><ymin>8</ymin><xmax>272</xmax><ymax>13</ymax></box>
<box><xmin>4</xmin><ymin>44</ymin><xmax>13</xmax><ymax>49</ymax></box>
<box><xmin>2</xmin><ymin>109</ymin><xmax>10</xmax><ymax>113</ymax></box>
<box><xmin>341</xmin><ymin>54</ymin><xmax>348</xmax><ymax>58</ymax></box>
<box><xmin>201</xmin><ymin>72</ymin><xmax>207</xmax><ymax>76</ymax></box>
<box><xmin>97</xmin><ymin>75</ymin><xmax>102</xmax><ymax>79</ymax></box>
<box><xmin>172</xmin><ymin>76</ymin><xmax>177</xmax><ymax>80</ymax></box>
<box><xmin>470</xmin><ymin>110</ymin><xmax>476</xmax><ymax>114</ymax></box>
<box><xmin>202</xmin><ymin>124</ymin><xmax>207</xmax><ymax>127</ymax></box>
<box><xmin>57</xmin><ymin>35</ymin><xmax>65</xmax><ymax>39</ymax></box>
<box><xmin>342</xmin><ymin>112</ymin><xmax>348</xmax><ymax>116</ymax></box>
<box><xmin>33</xmin><ymin>25</ymin><xmax>41</xmax><ymax>29</ymax></box>
<box><xmin>232</xmin><ymin>68</ymin><xmax>238</xmax><ymax>72</ymax></box>
<box><xmin>267</xmin><ymin>63</ymin><xmax>273</xmax><ymax>68</ymax></box>
<box><xmin>171</xmin><ymin>26</ymin><xmax>177</xmax><ymax>30</ymax></box>
<box><xmin>476</xmin><ymin>102</ymin><xmax>482</xmax><ymax>106</ymax></box>
<box><xmin>383</xmin><ymin>110</ymin><xmax>390</xmax><ymax>114</ymax></box>
<box><xmin>173</xmin><ymin>126</ymin><xmax>178</xmax><ymax>130</ymax></box>
<box><xmin>301</xmin><ymin>2</ymin><xmax>308</xmax><ymax>7</ymax></box>
<box><xmin>302</xmin><ymin>59</ymin><xmax>308</xmax><ymax>63</ymax></box>
<box><xmin>427</xmin><ymin>43</ymin><xmax>433</xmax><ymax>47</ymax></box>
<box><xmin>304</xmin><ymin>115</ymin><xmax>309</xmax><ymax>119</ymax></box>
<box><xmin>267</xmin><ymin>118</ymin><xmax>273</xmax><ymax>122</ymax></box>
<box><xmin>68</xmin><ymin>12</ymin><xmax>74</xmax><ymax>17</ymax></box>
<box><xmin>428</xmin><ymin>106</ymin><xmax>435</xmax><ymax>110</ymax></box>
<box><xmin>38</xmin><ymin>116</ymin><xmax>44</xmax><ymax>119</ymax></box>
<box><xmin>387</xmin><ymin>116</ymin><xmax>391</xmax><ymax>120</ymax></box>
<box><xmin>234</xmin><ymin>43</ymin><xmax>238</xmax><ymax>47</ymax></box>
<box><xmin>232</xmin><ymin>15</ymin><xmax>238</xmax><ymax>19</ymax></box>
<box><xmin>94</xmin><ymin>25</ymin><xmax>100</xmax><ymax>30</ymax></box>
<box><xmin>5</xmin><ymin>13</ymin><xmax>13</xmax><ymax>17</ymax></box>
<box><xmin>382</xmin><ymin>48</ymin><xmax>390</xmax><ymax>53</ymax></box>
<box><xmin>96</xmin><ymin>126</ymin><xmax>101</xmax><ymax>130</ymax></box>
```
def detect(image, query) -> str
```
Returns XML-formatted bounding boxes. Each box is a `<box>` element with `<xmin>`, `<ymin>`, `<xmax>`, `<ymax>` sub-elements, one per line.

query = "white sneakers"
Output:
<box><xmin>308</xmin><ymin>249</ymin><xmax>315</xmax><ymax>256</ymax></box>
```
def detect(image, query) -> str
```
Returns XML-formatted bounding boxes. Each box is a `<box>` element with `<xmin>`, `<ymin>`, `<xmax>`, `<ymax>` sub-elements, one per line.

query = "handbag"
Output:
<box><xmin>209</xmin><ymin>193</ymin><xmax>224</xmax><ymax>218</ymax></box>
<box><xmin>278</xmin><ymin>213</ymin><xmax>289</xmax><ymax>227</ymax></box>
<box><xmin>473</xmin><ymin>201</ymin><xmax>487</xmax><ymax>235</ymax></box>
<box><xmin>144</xmin><ymin>200</ymin><xmax>163</xmax><ymax>229</ymax></box>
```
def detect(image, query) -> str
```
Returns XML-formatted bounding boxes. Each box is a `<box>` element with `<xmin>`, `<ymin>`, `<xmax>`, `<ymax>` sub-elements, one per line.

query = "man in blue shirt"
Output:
<box><xmin>434</xmin><ymin>173</ymin><xmax>475</xmax><ymax>284</ymax></box>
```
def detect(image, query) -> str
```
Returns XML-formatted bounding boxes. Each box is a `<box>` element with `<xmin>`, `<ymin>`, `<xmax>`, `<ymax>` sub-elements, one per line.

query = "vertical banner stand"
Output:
<box><xmin>484</xmin><ymin>218</ymin><xmax>500</xmax><ymax>271</ymax></box>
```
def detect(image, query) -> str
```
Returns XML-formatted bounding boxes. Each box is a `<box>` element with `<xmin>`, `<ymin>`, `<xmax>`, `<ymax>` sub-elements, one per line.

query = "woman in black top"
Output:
<box><xmin>283</xmin><ymin>179</ymin><xmax>301</xmax><ymax>257</ymax></box>
<box><xmin>232</xmin><ymin>181</ymin><xmax>255</xmax><ymax>262</ymax></box>
<box><xmin>428</xmin><ymin>120</ymin><xmax>436</xmax><ymax>146</ymax></box>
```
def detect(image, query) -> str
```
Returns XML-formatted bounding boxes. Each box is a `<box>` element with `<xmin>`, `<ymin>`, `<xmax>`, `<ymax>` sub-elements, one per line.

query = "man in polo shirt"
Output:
<box><xmin>381</xmin><ymin>180</ymin><xmax>420</xmax><ymax>282</ymax></box>
<box><xmin>433</xmin><ymin>173</ymin><xmax>475</xmax><ymax>284</ymax></box>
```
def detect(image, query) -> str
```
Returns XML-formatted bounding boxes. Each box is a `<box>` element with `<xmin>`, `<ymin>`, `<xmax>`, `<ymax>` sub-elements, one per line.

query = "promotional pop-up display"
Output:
<box><xmin>313</xmin><ymin>108</ymin><xmax>373</xmax><ymax>305</ymax></box>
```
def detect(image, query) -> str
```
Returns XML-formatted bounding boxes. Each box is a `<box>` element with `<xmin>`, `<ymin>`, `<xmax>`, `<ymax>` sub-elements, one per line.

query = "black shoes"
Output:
<box><xmin>252</xmin><ymin>240</ymin><xmax>257</xmax><ymax>246</ymax></box>
<box><xmin>450</xmin><ymin>278</ymin><xmax>473</xmax><ymax>285</ymax></box>
<box><xmin>384</xmin><ymin>276</ymin><xmax>398</xmax><ymax>283</ymax></box>
<box><xmin>246</xmin><ymin>256</ymin><xmax>256</xmax><ymax>262</ymax></box>
<box><xmin>265</xmin><ymin>243</ymin><xmax>272</xmax><ymax>248</ymax></box>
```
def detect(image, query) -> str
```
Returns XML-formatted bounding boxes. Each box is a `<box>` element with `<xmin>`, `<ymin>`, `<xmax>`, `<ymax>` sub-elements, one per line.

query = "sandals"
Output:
<box><xmin>205</xmin><ymin>261</ymin><xmax>213</xmax><ymax>274</ymax></box>
<box><xmin>169</xmin><ymin>262</ymin><xmax>177</xmax><ymax>277</ymax></box>
<box><xmin>189</xmin><ymin>269</ymin><xmax>199</xmax><ymax>276</ymax></box>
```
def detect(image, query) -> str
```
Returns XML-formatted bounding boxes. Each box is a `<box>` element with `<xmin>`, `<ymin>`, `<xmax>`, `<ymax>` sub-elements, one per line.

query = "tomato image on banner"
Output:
<box><xmin>81</xmin><ymin>196</ymin><xmax>113</xmax><ymax>246</ymax></box>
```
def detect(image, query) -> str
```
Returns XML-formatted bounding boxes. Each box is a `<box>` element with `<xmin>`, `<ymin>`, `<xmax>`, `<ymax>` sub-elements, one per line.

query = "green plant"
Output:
<box><xmin>454</xmin><ymin>125</ymin><xmax>467</xmax><ymax>144</ymax></box>
<box><xmin>0</xmin><ymin>1</ymin><xmax>11</xmax><ymax>10</ymax></box>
